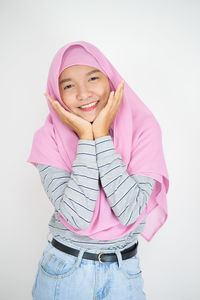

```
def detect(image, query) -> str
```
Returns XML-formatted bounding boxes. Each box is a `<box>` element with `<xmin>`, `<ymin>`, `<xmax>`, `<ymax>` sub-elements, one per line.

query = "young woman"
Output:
<box><xmin>27</xmin><ymin>41</ymin><xmax>169</xmax><ymax>300</ymax></box>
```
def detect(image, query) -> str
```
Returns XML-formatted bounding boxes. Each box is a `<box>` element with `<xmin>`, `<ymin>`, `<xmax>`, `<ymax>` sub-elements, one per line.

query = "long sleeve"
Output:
<box><xmin>36</xmin><ymin>139</ymin><xmax>99</xmax><ymax>230</ymax></box>
<box><xmin>95</xmin><ymin>135</ymin><xmax>156</xmax><ymax>226</ymax></box>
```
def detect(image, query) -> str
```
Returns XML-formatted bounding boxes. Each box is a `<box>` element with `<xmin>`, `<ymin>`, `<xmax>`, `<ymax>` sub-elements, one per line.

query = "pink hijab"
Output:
<box><xmin>27</xmin><ymin>41</ymin><xmax>169</xmax><ymax>242</ymax></box>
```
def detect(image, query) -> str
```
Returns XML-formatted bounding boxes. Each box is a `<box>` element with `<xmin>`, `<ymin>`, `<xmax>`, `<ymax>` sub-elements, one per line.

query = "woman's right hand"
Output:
<box><xmin>44</xmin><ymin>93</ymin><xmax>93</xmax><ymax>140</ymax></box>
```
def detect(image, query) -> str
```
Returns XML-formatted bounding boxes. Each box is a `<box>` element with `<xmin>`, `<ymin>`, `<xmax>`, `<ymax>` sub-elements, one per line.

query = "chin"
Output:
<box><xmin>87</xmin><ymin>117</ymin><xmax>95</xmax><ymax>122</ymax></box>
<box><xmin>82</xmin><ymin>115</ymin><xmax>97</xmax><ymax>123</ymax></box>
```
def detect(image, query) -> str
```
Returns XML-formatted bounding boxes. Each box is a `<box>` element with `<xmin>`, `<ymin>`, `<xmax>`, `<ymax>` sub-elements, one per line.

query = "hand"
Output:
<box><xmin>44</xmin><ymin>93</ymin><xmax>93</xmax><ymax>140</ymax></box>
<box><xmin>92</xmin><ymin>80</ymin><xmax>124</xmax><ymax>139</ymax></box>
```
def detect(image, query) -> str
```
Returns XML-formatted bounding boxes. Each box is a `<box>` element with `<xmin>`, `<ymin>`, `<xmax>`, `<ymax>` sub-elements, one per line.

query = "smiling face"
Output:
<box><xmin>58</xmin><ymin>65</ymin><xmax>111</xmax><ymax>122</ymax></box>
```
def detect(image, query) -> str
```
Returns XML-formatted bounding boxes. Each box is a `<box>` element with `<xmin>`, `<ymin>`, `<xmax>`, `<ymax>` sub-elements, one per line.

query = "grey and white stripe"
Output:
<box><xmin>37</xmin><ymin>140</ymin><xmax>98</xmax><ymax>230</ymax></box>
<box><xmin>37</xmin><ymin>135</ymin><xmax>155</xmax><ymax>251</ymax></box>
<box><xmin>95</xmin><ymin>135</ymin><xmax>155</xmax><ymax>226</ymax></box>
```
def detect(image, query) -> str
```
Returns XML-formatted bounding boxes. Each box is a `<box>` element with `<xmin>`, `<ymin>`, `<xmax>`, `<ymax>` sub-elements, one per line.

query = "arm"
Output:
<box><xmin>36</xmin><ymin>139</ymin><xmax>99</xmax><ymax>230</ymax></box>
<box><xmin>95</xmin><ymin>135</ymin><xmax>156</xmax><ymax>226</ymax></box>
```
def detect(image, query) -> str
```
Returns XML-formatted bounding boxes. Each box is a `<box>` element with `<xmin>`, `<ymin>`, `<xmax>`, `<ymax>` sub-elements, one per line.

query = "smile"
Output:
<box><xmin>79</xmin><ymin>101</ymin><xmax>99</xmax><ymax>111</ymax></box>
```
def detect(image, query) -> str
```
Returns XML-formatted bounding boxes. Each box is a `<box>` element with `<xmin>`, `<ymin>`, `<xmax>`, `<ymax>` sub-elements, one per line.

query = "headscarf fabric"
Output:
<box><xmin>27</xmin><ymin>41</ymin><xmax>169</xmax><ymax>241</ymax></box>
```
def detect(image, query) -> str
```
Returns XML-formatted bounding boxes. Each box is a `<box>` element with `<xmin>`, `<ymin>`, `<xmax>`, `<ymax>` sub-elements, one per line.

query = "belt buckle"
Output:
<box><xmin>98</xmin><ymin>252</ymin><xmax>106</xmax><ymax>264</ymax></box>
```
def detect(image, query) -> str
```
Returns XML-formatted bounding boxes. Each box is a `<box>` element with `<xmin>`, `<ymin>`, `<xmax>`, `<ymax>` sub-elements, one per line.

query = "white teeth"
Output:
<box><xmin>80</xmin><ymin>101</ymin><xmax>98</xmax><ymax>109</ymax></box>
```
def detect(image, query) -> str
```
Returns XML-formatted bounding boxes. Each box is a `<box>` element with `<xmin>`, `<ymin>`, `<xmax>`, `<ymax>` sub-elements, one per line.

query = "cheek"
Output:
<box><xmin>61</xmin><ymin>94</ymin><xmax>73</xmax><ymax>108</ymax></box>
<box><xmin>102</xmin><ymin>87</ymin><xmax>111</xmax><ymax>102</ymax></box>
<box><xmin>98</xmin><ymin>82</ymin><xmax>110</xmax><ymax>98</ymax></box>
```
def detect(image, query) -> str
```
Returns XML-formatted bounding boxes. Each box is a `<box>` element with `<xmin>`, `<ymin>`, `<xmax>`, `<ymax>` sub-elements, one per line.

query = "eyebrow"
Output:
<box><xmin>59</xmin><ymin>69</ymin><xmax>101</xmax><ymax>85</ymax></box>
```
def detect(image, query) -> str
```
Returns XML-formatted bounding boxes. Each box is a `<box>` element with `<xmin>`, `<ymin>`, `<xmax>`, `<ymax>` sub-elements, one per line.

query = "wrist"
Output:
<box><xmin>94</xmin><ymin>132</ymin><xmax>109</xmax><ymax>139</ymax></box>
<box><xmin>79</xmin><ymin>134</ymin><xmax>94</xmax><ymax>140</ymax></box>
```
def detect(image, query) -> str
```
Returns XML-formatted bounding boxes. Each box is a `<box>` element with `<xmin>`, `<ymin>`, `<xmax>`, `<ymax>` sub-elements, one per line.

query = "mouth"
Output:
<box><xmin>79</xmin><ymin>101</ymin><xmax>99</xmax><ymax>112</ymax></box>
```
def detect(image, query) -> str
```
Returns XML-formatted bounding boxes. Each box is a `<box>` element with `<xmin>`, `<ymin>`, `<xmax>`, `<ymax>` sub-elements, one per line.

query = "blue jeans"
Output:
<box><xmin>32</xmin><ymin>240</ymin><xmax>146</xmax><ymax>300</ymax></box>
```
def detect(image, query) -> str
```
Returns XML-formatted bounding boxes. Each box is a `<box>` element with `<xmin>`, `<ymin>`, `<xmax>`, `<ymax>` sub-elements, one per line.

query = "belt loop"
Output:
<box><xmin>74</xmin><ymin>248</ymin><xmax>87</xmax><ymax>269</ymax></box>
<box><xmin>115</xmin><ymin>249</ymin><xmax>123</xmax><ymax>269</ymax></box>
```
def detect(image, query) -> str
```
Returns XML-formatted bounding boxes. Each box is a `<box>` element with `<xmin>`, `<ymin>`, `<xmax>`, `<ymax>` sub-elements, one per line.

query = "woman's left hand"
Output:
<box><xmin>92</xmin><ymin>80</ymin><xmax>124</xmax><ymax>139</ymax></box>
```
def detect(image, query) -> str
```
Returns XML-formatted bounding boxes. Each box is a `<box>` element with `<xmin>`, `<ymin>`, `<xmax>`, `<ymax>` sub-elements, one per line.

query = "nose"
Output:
<box><xmin>76</xmin><ymin>84</ymin><xmax>92</xmax><ymax>101</ymax></box>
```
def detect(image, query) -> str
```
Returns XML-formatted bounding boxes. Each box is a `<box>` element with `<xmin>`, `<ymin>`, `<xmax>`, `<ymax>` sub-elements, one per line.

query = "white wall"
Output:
<box><xmin>1</xmin><ymin>0</ymin><xmax>200</xmax><ymax>299</ymax></box>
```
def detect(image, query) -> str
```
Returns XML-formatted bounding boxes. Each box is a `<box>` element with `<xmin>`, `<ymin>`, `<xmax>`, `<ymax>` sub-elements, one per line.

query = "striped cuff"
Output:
<box><xmin>74</xmin><ymin>139</ymin><xmax>96</xmax><ymax>164</ymax></box>
<box><xmin>95</xmin><ymin>135</ymin><xmax>116</xmax><ymax>162</ymax></box>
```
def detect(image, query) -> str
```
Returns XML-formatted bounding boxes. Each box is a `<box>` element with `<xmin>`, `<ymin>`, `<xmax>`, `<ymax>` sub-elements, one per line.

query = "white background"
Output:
<box><xmin>1</xmin><ymin>0</ymin><xmax>200</xmax><ymax>299</ymax></box>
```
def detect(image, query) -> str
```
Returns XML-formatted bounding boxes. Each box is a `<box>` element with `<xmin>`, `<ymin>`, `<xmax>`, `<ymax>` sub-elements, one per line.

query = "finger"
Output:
<box><xmin>114</xmin><ymin>85</ymin><xmax>124</xmax><ymax>105</ymax></box>
<box><xmin>119</xmin><ymin>80</ymin><xmax>124</xmax><ymax>92</ymax></box>
<box><xmin>44</xmin><ymin>92</ymin><xmax>58</xmax><ymax>105</ymax></box>
<box><xmin>44</xmin><ymin>92</ymin><xmax>53</xmax><ymax>101</ymax></box>
<box><xmin>44</xmin><ymin>93</ymin><xmax>61</xmax><ymax>110</ymax></box>
<box><xmin>44</xmin><ymin>93</ymin><xmax>55</xmax><ymax>105</ymax></box>
<box><xmin>119</xmin><ymin>88</ymin><xmax>124</xmax><ymax>103</ymax></box>
<box><xmin>109</xmin><ymin>80</ymin><xmax>124</xmax><ymax>99</ymax></box>
<box><xmin>119</xmin><ymin>79</ymin><xmax>124</xmax><ymax>87</ymax></box>
<box><xmin>117</xmin><ymin>81</ymin><xmax>124</xmax><ymax>96</ymax></box>
<box><xmin>107</xmin><ymin>91</ymin><xmax>114</xmax><ymax>102</ymax></box>
<box><xmin>110</xmin><ymin>91</ymin><xmax>115</xmax><ymax>99</ymax></box>
<box><xmin>115</xmin><ymin>90</ymin><xmax>123</xmax><ymax>109</ymax></box>
<box><xmin>117</xmin><ymin>80</ymin><xmax>124</xmax><ymax>90</ymax></box>
<box><xmin>115</xmin><ymin>80</ymin><xmax>124</xmax><ymax>99</ymax></box>
<box><xmin>119</xmin><ymin>81</ymin><xmax>124</xmax><ymax>93</ymax></box>
<box><xmin>107</xmin><ymin>91</ymin><xmax>115</xmax><ymax>107</ymax></box>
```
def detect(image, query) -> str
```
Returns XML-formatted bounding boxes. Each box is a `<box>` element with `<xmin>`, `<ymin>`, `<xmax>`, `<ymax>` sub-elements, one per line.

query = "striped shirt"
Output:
<box><xmin>37</xmin><ymin>135</ymin><xmax>155</xmax><ymax>252</ymax></box>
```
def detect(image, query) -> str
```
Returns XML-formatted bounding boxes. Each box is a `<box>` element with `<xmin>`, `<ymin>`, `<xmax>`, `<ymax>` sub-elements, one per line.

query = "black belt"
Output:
<box><xmin>51</xmin><ymin>238</ymin><xmax>138</xmax><ymax>264</ymax></box>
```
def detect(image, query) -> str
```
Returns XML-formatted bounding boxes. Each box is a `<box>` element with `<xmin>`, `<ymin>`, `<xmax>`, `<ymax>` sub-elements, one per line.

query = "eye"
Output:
<box><xmin>89</xmin><ymin>76</ymin><xmax>99</xmax><ymax>81</ymax></box>
<box><xmin>64</xmin><ymin>84</ymin><xmax>73</xmax><ymax>90</ymax></box>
